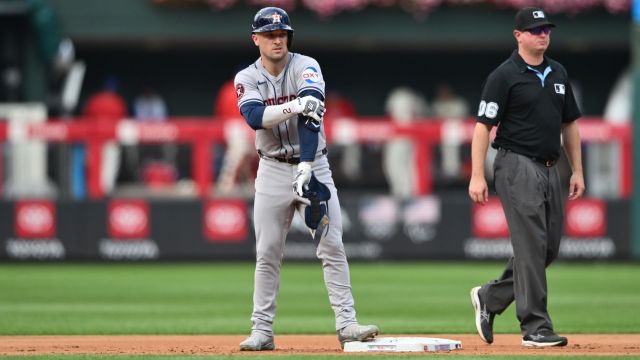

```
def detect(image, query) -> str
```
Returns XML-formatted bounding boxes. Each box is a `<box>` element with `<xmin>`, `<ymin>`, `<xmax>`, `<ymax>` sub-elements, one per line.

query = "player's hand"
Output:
<box><xmin>293</xmin><ymin>161</ymin><xmax>312</xmax><ymax>197</ymax></box>
<box><xmin>469</xmin><ymin>175</ymin><xmax>489</xmax><ymax>205</ymax></box>
<box><xmin>297</xmin><ymin>96</ymin><xmax>326</xmax><ymax>122</ymax></box>
<box><xmin>568</xmin><ymin>172</ymin><xmax>585</xmax><ymax>200</ymax></box>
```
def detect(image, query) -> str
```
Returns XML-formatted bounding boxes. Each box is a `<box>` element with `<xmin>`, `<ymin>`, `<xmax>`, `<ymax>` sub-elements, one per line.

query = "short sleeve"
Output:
<box><xmin>476</xmin><ymin>71</ymin><xmax>509</xmax><ymax>126</ymax></box>
<box><xmin>295</xmin><ymin>57</ymin><xmax>325</xmax><ymax>98</ymax></box>
<box><xmin>562</xmin><ymin>80</ymin><xmax>582</xmax><ymax>123</ymax></box>
<box><xmin>235</xmin><ymin>70</ymin><xmax>264</xmax><ymax>109</ymax></box>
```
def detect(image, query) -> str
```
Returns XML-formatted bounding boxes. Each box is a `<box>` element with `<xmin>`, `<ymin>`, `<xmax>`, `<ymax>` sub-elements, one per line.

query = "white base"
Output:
<box><xmin>343</xmin><ymin>337</ymin><xmax>462</xmax><ymax>352</ymax></box>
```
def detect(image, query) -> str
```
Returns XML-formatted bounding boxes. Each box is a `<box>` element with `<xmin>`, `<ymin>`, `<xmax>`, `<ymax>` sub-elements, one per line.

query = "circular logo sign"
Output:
<box><xmin>566</xmin><ymin>201</ymin><xmax>605</xmax><ymax>236</ymax></box>
<box><xmin>17</xmin><ymin>204</ymin><xmax>54</xmax><ymax>235</ymax></box>
<box><xmin>206</xmin><ymin>204</ymin><xmax>245</xmax><ymax>235</ymax></box>
<box><xmin>110</xmin><ymin>204</ymin><xmax>148</xmax><ymax>236</ymax></box>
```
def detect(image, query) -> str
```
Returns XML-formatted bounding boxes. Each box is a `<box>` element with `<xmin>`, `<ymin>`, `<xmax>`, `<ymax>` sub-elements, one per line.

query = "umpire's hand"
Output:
<box><xmin>469</xmin><ymin>175</ymin><xmax>489</xmax><ymax>205</ymax></box>
<box><xmin>568</xmin><ymin>172</ymin><xmax>585</xmax><ymax>200</ymax></box>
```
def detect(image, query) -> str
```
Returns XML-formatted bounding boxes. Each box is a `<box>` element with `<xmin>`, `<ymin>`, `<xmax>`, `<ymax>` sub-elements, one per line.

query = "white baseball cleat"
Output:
<box><xmin>338</xmin><ymin>323</ymin><xmax>380</xmax><ymax>348</ymax></box>
<box><xmin>239</xmin><ymin>331</ymin><xmax>275</xmax><ymax>351</ymax></box>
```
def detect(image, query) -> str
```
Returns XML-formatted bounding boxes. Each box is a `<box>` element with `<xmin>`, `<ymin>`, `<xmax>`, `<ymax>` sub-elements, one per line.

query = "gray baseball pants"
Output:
<box><xmin>479</xmin><ymin>148</ymin><xmax>565</xmax><ymax>337</ymax></box>
<box><xmin>250</xmin><ymin>155</ymin><xmax>357</xmax><ymax>335</ymax></box>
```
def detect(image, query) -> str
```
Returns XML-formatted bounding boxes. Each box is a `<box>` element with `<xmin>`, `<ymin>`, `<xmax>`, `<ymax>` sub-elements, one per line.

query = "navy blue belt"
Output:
<box><xmin>258</xmin><ymin>148</ymin><xmax>328</xmax><ymax>165</ymax></box>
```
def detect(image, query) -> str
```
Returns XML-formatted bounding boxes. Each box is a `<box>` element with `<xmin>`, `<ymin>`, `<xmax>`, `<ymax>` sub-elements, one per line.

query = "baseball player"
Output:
<box><xmin>468</xmin><ymin>7</ymin><xmax>584</xmax><ymax>347</ymax></box>
<box><xmin>235</xmin><ymin>7</ymin><xmax>379</xmax><ymax>351</ymax></box>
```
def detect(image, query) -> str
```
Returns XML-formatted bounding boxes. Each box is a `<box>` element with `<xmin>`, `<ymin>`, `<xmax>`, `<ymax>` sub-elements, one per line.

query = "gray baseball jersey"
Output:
<box><xmin>235</xmin><ymin>53</ymin><xmax>327</xmax><ymax>158</ymax></box>
<box><xmin>235</xmin><ymin>53</ymin><xmax>359</xmax><ymax>335</ymax></box>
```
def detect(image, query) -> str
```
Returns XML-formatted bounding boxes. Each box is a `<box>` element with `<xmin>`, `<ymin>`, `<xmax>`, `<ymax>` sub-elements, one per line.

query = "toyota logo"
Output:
<box><xmin>17</xmin><ymin>204</ymin><xmax>54</xmax><ymax>234</ymax></box>
<box><xmin>110</xmin><ymin>205</ymin><xmax>148</xmax><ymax>235</ymax></box>
<box><xmin>567</xmin><ymin>201</ymin><xmax>605</xmax><ymax>235</ymax></box>
<box><xmin>206</xmin><ymin>205</ymin><xmax>245</xmax><ymax>234</ymax></box>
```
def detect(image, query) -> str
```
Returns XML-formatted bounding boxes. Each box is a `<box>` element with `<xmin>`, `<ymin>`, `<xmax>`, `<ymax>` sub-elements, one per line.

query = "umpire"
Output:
<box><xmin>468</xmin><ymin>7</ymin><xmax>585</xmax><ymax>347</ymax></box>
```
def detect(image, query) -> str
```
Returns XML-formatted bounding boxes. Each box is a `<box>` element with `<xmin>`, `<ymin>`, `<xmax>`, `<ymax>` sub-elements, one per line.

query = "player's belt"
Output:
<box><xmin>497</xmin><ymin>147</ymin><xmax>556</xmax><ymax>167</ymax></box>
<box><xmin>258</xmin><ymin>148</ymin><xmax>328</xmax><ymax>165</ymax></box>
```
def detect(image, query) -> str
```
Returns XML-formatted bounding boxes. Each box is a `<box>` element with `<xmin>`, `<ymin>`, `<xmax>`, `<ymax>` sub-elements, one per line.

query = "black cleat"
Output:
<box><xmin>522</xmin><ymin>330</ymin><xmax>568</xmax><ymax>347</ymax></box>
<box><xmin>470</xmin><ymin>286</ymin><xmax>495</xmax><ymax>344</ymax></box>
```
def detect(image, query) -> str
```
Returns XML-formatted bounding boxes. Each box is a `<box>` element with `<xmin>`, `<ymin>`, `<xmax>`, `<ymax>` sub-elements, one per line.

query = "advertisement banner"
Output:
<box><xmin>101</xmin><ymin>199</ymin><xmax>158</xmax><ymax>260</ymax></box>
<box><xmin>464</xmin><ymin>197</ymin><xmax>619</xmax><ymax>260</ymax></box>
<box><xmin>5</xmin><ymin>200</ymin><xmax>65</xmax><ymax>260</ymax></box>
<box><xmin>0</xmin><ymin>195</ymin><xmax>632</xmax><ymax>261</ymax></box>
<box><xmin>203</xmin><ymin>200</ymin><xmax>248</xmax><ymax>242</ymax></box>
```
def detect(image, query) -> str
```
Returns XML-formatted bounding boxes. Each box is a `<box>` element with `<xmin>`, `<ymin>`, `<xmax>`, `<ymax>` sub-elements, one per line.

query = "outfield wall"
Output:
<box><xmin>0</xmin><ymin>195</ymin><xmax>630</xmax><ymax>261</ymax></box>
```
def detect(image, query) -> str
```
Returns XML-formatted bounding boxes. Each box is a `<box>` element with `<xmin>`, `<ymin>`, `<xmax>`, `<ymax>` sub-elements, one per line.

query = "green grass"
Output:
<box><xmin>0</xmin><ymin>262</ymin><xmax>639</xmax><ymax>336</ymax></box>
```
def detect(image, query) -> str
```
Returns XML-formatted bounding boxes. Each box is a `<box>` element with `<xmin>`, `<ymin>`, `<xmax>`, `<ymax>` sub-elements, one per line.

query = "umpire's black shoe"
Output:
<box><xmin>522</xmin><ymin>330</ymin><xmax>568</xmax><ymax>347</ymax></box>
<box><xmin>470</xmin><ymin>286</ymin><xmax>495</xmax><ymax>344</ymax></box>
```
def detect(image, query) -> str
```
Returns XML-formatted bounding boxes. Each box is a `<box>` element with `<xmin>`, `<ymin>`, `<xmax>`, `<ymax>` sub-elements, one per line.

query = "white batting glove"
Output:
<box><xmin>296</xmin><ymin>96</ymin><xmax>326</xmax><ymax>122</ymax></box>
<box><xmin>293</xmin><ymin>161</ymin><xmax>312</xmax><ymax>197</ymax></box>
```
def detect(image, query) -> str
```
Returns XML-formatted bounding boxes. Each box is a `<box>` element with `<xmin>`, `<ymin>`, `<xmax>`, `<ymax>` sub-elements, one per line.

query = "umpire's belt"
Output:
<box><xmin>258</xmin><ymin>148</ymin><xmax>328</xmax><ymax>165</ymax></box>
<box><xmin>498</xmin><ymin>147</ymin><xmax>556</xmax><ymax>168</ymax></box>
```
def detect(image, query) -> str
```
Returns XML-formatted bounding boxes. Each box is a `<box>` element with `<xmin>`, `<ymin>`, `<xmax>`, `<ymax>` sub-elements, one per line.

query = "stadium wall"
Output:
<box><xmin>0</xmin><ymin>196</ymin><xmax>631</xmax><ymax>261</ymax></box>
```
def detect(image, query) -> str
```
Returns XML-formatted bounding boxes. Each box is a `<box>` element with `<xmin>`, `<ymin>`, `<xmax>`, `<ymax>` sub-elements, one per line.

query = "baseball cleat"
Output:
<box><xmin>522</xmin><ymin>330</ymin><xmax>568</xmax><ymax>347</ymax></box>
<box><xmin>337</xmin><ymin>323</ymin><xmax>379</xmax><ymax>348</ymax></box>
<box><xmin>239</xmin><ymin>331</ymin><xmax>275</xmax><ymax>351</ymax></box>
<box><xmin>471</xmin><ymin>286</ymin><xmax>495</xmax><ymax>344</ymax></box>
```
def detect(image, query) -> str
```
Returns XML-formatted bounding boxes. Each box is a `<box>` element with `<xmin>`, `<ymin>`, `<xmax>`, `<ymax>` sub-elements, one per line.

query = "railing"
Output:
<box><xmin>0</xmin><ymin>117</ymin><xmax>631</xmax><ymax>198</ymax></box>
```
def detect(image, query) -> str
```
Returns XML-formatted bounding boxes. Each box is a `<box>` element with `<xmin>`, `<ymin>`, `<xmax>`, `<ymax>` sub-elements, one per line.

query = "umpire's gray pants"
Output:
<box><xmin>479</xmin><ymin>148</ymin><xmax>565</xmax><ymax>337</ymax></box>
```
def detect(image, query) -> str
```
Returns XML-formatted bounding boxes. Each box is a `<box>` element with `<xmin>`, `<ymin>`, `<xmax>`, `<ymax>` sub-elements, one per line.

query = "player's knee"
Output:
<box><xmin>256</xmin><ymin>245</ymin><xmax>283</xmax><ymax>264</ymax></box>
<box><xmin>315</xmin><ymin>237</ymin><xmax>346</xmax><ymax>259</ymax></box>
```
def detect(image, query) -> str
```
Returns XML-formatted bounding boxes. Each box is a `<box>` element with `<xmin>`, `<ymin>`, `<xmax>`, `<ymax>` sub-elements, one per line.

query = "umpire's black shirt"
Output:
<box><xmin>477</xmin><ymin>50</ymin><xmax>581</xmax><ymax>162</ymax></box>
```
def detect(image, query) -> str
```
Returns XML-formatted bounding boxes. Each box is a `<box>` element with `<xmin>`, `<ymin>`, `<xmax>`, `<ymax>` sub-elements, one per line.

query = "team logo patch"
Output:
<box><xmin>271</xmin><ymin>13</ymin><xmax>281</xmax><ymax>23</ymax></box>
<box><xmin>554</xmin><ymin>83</ymin><xmax>566</xmax><ymax>95</ymax></box>
<box><xmin>533</xmin><ymin>10</ymin><xmax>545</xmax><ymax>19</ymax></box>
<box><xmin>235</xmin><ymin>84</ymin><xmax>244</xmax><ymax>99</ymax></box>
<box><xmin>302</xmin><ymin>66</ymin><xmax>321</xmax><ymax>84</ymax></box>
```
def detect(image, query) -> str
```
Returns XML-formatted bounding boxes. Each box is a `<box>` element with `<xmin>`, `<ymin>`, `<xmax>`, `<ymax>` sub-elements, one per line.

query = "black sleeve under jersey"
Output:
<box><xmin>297</xmin><ymin>89</ymin><xmax>324</xmax><ymax>162</ymax></box>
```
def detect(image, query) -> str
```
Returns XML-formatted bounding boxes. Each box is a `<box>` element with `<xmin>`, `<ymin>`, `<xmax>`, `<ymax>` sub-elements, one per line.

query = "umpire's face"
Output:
<box><xmin>252</xmin><ymin>30</ymin><xmax>289</xmax><ymax>63</ymax></box>
<box><xmin>514</xmin><ymin>26</ymin><xmax>551</xmax><ymax>54</ymax></box>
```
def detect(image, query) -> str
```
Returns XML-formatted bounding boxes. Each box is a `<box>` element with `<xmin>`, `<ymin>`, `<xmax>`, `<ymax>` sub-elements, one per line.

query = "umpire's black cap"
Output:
<box><xmin>514</xmin><ymin>7</ymin><xmax>556</xmax><ymax>31</ymax></box>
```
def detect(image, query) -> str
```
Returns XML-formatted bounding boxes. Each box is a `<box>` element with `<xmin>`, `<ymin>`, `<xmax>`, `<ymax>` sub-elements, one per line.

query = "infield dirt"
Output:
<box><xmin>1</xmin><ymin>334</ymin><xmax>639</xmax><ymax>356</ymax></box>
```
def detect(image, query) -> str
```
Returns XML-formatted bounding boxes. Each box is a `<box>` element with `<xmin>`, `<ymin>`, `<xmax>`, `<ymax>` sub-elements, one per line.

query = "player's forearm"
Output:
<box><xmin>240</xmin><ymin>98</ymin><xmax>307</xmax><ymax>130</ymax></box>
<box><xmin>298</xmin><ymin>118</ymin><xmax>319</xmax><ymax>162</ymax></box>
<box><xmin>562</xmin><ymin>121</ymin><xmax>583</xmax><ymax>174</ymax></box>
<box><xmin>471</xmin><ymin>123</ymin><xmax>492</xmax><ymax>178</ymax></box>
<box><xmin>261</xmin><ymin>99</ymin><xmax>305</xmax><ymax>128</ymax></box>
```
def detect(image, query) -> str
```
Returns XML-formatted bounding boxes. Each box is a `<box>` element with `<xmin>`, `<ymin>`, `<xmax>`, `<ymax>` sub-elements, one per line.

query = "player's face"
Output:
<box><xmin>253</xmin><ymin>30</ymin><xmax>289</xmax><ymax>63</ymax></box>
<box><xmin>514</xmin><ymin>26</ymin><xmax>550</xmax><ymax>53</ymax></box>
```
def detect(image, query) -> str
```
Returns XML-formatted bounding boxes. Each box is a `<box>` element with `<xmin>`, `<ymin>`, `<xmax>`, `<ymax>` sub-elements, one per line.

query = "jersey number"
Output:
<box><xmin>478</xmin><ymin>100</ymin><xmax>499</xmax><ymax>119</ymax></box>
<box><xmin>283</xmin><ymin>108</ymin><xmax>292</xmax><ymax>114</ymax></box>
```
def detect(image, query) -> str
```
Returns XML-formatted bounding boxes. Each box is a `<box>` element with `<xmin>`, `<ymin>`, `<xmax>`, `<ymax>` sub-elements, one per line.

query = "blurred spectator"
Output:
<box><xmin>432</xmin><ymin>83</ymin><xmax>470</xmax><ymax>181</ymax></box>
<box><xmin>383</xmin><ymin>86</ymin><xmax>428</xmax><ymax>199</ymax></box>
<box><xmin>133</xmin><ymin>87</ymin><xmax>167</xmax><ymax>121</ymax></box>
<box><xmin>75</xmin><ymin>77</ymin><xmax>126</xmax><ymax>197</ymax></box>
<box><xmin>324</xmin><ymin>91</ymin><xmax>360</xmax><ymax>181</ymax></box>
<box><xmin>432</xmin><ymin>83</ymin><xmax>469</xmax><ymax>119</ymax></box>
<box><xmin>127</xmin><ymin>87</ymin><xmax>176</xmax><ymax>185</ymax></box>
<box><xmin>214</xmin><ymin>77</ymin><xmax>257</xmax><ymax>196</ymax></box>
